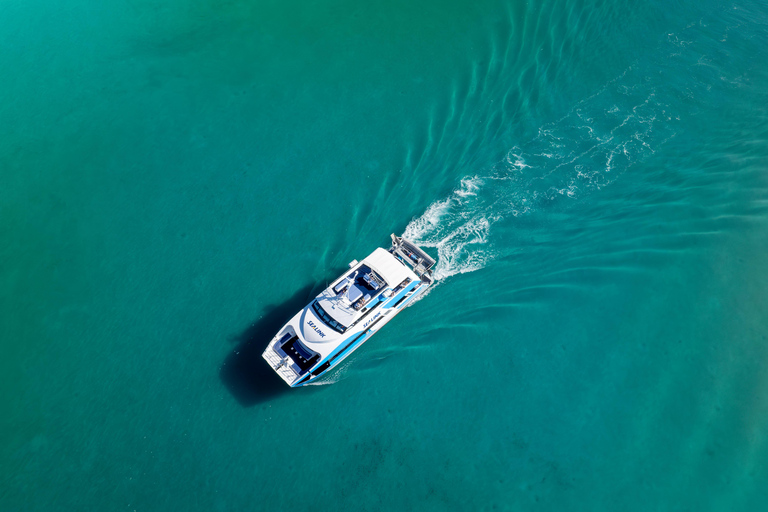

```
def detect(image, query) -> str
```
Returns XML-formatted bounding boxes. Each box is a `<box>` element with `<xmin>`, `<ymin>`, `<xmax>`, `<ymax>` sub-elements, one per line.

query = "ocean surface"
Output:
<box><xmin>2</xmin><ymin>0</ymin><xmax>768</xmax><ymax>509</ymax></box>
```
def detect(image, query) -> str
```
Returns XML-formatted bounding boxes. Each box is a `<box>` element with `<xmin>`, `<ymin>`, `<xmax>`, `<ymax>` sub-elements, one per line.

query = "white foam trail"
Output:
<box><xmin>405</xmin><ymin>79</ymin><xmax>684</xmax><ymax>284</ymax></box>
<box><xmin>404</xmin><ymin>176</ymin><xmax>495</xmax><ymax>281</ymax></box>
<box><xmin>404</xmin><ymin>82</ymin><xmax>660</xmax><ymax>283</ymax></box>
<box><xmin>402</xmin><ymin>11</ymin><xmax>740</xmax><ymax>285</ymax></box>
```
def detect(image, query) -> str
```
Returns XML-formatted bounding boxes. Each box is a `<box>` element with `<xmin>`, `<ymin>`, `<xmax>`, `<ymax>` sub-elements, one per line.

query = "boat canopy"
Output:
<box><xmin>365</xmin><ymin>248</ymin><xmax>415</xmax><ymax>287</ymax></box>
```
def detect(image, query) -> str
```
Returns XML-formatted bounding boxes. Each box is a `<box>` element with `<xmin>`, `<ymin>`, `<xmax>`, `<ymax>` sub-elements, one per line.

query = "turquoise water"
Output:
<box><xmin>3</xmin><ymin>0</ymin><xmax>768</xmax><ymax>509</ymax></box>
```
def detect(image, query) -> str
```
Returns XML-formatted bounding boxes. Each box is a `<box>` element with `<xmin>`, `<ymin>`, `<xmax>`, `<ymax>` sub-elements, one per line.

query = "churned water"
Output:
<box><xmin>2</xmin><ymin>0</ymin><xmax>768</xmax><ymax>510</ymax></box>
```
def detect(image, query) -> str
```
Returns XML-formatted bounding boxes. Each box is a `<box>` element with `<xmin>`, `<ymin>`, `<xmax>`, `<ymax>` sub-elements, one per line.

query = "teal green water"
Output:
<box><xmin>3</xmin><ymin>0</ymin><xmax>768</xmax><ymax>509</ymax></box>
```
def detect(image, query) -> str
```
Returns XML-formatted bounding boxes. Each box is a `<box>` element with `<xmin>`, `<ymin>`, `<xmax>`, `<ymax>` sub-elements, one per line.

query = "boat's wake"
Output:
<box><xmin>404</xmin><ymin>15</ymin><xmax>736</xmax><ymax>284</ymax></box>
<box><xmin>405</xmin><ymin>77</ymin><xmax>676</xmax><ymax>282</ymax></box>
<box><xmin>404</xmin><ymin>176</ymin><xmax>494</xmax><ymax>281</ymax></box>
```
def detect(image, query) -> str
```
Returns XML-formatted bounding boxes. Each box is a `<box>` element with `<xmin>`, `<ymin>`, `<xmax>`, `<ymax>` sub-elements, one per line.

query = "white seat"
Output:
<box><xmin>334</xmin><ymin>277</ymin><xmax>352</xmax><ymax>294</ymax></box>
<box><xmin>347</xmin><ymin>284</ymin><xmax>364</xmax><ymax>303</ymax></box>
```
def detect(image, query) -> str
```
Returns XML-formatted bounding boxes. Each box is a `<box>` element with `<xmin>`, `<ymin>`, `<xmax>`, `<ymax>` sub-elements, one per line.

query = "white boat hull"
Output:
<box><xmin>261</xmin><ymin>235</ymin><xmax>434</xmax><ymax>387</ymax></box>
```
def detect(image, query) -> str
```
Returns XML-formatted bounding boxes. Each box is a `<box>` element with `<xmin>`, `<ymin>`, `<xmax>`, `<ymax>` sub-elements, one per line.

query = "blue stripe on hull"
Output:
<box><xmin>383</xmin><ymin>280</ymin><xmax>420</xmax><ymax>309</ymax></box>
<box><xmin>294</xmin><ymin>331</ymin><xmax>370</xmax><ymax>387</ymax></box>
<box><xmin>397</xmin><ymin>284</ymin><xmax>426</xmax><ymax>309</ymax></box>
<box><xmin>295</xmin><ymin>281</ymin><xmax>430</xmax><ymax>386</ymax></box>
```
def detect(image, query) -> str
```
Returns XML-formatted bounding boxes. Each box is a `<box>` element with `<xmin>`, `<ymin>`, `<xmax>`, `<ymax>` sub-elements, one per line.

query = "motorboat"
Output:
<box><xmin>262</xmin><ymin>234</ymin><xmax>435</xmax><ymax>387</ymax></box>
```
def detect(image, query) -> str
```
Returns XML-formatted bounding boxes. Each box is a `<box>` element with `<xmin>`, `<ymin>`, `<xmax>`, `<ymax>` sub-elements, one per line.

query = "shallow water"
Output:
<box><xmin>2</xmin><ymin>0</ymin><xmax>768</xmax><ymax>510</ymax></box>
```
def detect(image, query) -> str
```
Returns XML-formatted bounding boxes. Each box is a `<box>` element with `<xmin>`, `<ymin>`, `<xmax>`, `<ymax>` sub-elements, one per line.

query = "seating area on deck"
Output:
<box><xmin>279</xmin><ymin>334</ymin><xmax>319</xmax><ymax>374</ymax></box>
<box><xmin>332</xmin><ymin>265</ymin><xmax>385</xmax><ymax>311</ymax></box>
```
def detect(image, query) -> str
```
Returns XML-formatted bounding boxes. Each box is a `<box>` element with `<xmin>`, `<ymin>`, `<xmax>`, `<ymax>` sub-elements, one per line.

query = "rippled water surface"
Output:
<box><xmin>2</xmin><ymin>0</ymin><xmax>768</xmax><ymax>510</ymax></box>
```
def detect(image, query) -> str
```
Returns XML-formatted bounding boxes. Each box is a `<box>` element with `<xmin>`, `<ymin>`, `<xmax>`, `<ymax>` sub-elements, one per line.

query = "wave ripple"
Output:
<box><xmin>405</xmin><ymin>7</ymin><xmax>752</xmax><ymax>283</ymax></box>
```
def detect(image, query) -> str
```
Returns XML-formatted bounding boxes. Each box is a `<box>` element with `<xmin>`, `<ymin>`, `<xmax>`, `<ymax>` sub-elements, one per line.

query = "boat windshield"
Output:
<box><xmin>311</xmin><ymin>301</ymin><xmax>347</xmax><ymax>334</ymax></box>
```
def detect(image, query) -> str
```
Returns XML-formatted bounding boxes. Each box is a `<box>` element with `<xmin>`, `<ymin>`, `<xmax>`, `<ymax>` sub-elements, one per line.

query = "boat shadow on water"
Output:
<box><xmin>220</xmin><ymin>283</ymin><xmax>323</xmax><ymax>407</ymax></box>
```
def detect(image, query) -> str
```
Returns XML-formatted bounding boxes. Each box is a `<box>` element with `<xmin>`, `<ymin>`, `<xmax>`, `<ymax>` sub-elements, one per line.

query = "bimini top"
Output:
<box><xmin>364</xmin><ymin>248</ymin><xmax>414</xmax><ymax>287</ymax></box>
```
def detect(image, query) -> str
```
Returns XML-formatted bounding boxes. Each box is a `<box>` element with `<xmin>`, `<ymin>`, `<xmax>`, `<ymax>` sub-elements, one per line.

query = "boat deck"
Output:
<box><xmin>262</xmin><ymin>343</ymin><xmax>297</xmax><ymax>385</ymax></box>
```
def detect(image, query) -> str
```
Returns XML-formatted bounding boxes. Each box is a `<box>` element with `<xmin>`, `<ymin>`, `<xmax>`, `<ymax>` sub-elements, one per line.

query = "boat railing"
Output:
<box><xmin>263</xmin><ymin>342</ymin><xmax>298</xmax><ymax>384</ymax></box>
<box><xmin>390</xmin><ymin>234</ymin><xmax>436</xmax><ymax>277</ymax></box>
